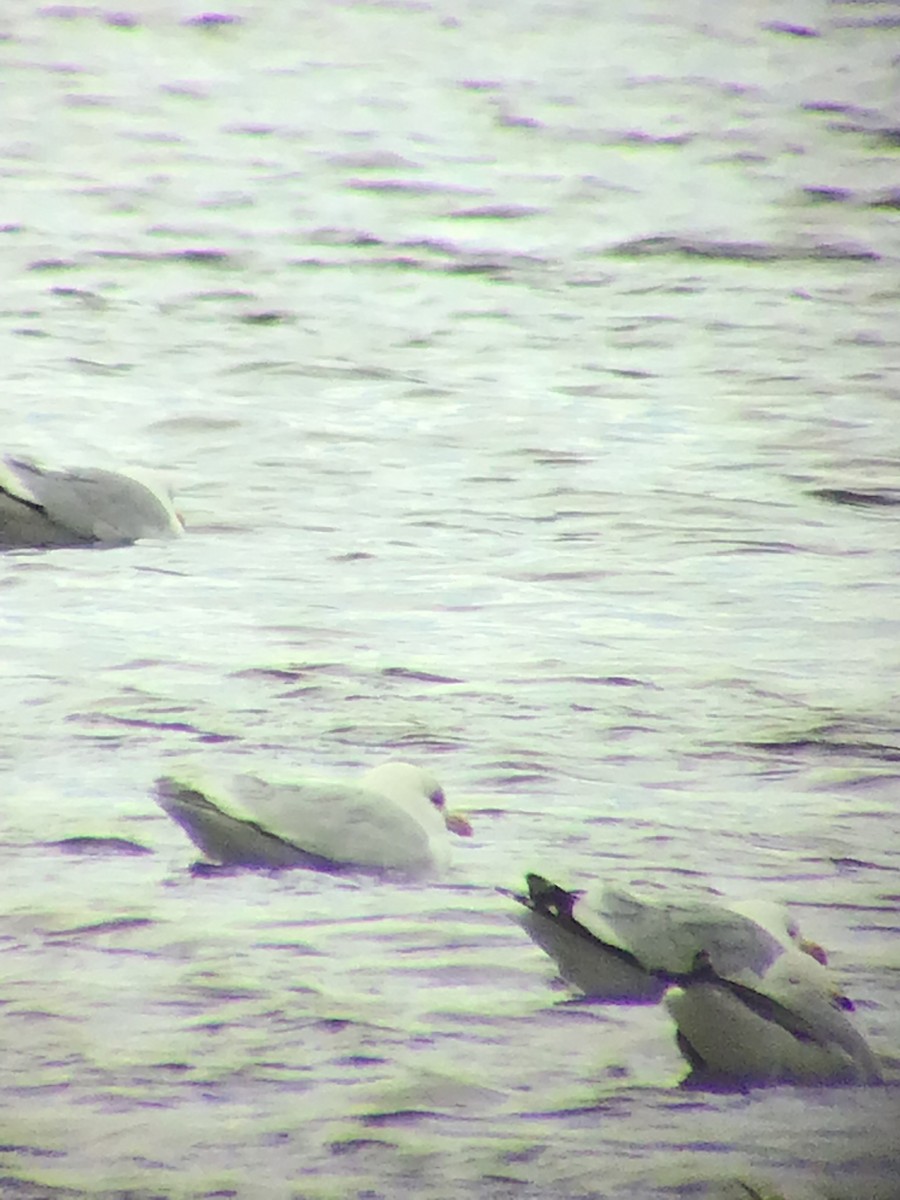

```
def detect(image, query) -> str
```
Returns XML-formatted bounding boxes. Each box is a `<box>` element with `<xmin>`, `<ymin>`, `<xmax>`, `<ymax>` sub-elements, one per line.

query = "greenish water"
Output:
<box><xmin>1</xmin><ymin>1</ymin><xmax>899</xmax><ymax>1196</ymax></box>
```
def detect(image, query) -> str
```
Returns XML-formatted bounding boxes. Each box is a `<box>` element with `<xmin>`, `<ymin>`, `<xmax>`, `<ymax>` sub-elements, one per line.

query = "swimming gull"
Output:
<box><xmin>0</xmin><ymin>454</ymin><xmax>183</xmax><ymax>549</ymax></box>
<box><xmin>510</xmin><ymin>873</ymin><xmax>882</xmax><ymax>1085</ymax></box>
<box><xmin>154</xmin><ymin>760</ymin><xmax>473</xmax><ymax>877</ymax></box>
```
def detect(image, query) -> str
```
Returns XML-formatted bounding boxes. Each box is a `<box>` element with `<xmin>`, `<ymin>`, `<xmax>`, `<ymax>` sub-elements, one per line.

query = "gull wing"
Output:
<box><xmin>596</xmin><ymin>885</ymin><xmax>788</xmax><ymax>980</ymax></box>
<box><xmin>509</xmin><ymin>875</ymin><xmax>666</xmax><ymax>1002</ymax></box>
<box><xmin>154</xmin><ymin>771</ymin><xmax>438</xmax><ymax>873</ymax></box>
<box><xmin>2</xmin><ymin>456</ymin><xmax>181</xmax><ymax>543</ymax></box>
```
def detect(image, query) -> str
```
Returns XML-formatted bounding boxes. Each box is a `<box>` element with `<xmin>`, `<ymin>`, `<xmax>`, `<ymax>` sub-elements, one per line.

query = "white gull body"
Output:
<box><xmin>154</xmin><ymin>761</ymin><xmax>473</xmax><ymax>877</ymax></box>
<box><xmin>0</xmin><ymin>455</ymin><xmax>183</xmax><ymax>549</ymax></box>
<box><xmin>513</xmin><ymin>875</ymin><xmax>882</xmax><ymax>1085</ymax></box>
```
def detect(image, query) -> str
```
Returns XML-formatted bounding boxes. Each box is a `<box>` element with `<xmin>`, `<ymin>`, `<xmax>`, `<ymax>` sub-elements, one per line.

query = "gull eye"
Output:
<box><xmin>430</xmin><ymin>787</ymin><xmax>446</xmax><ymax>810</ymax></box>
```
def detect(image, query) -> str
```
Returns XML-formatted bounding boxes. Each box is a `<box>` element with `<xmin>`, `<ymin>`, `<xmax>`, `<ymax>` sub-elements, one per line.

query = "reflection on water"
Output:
<box><xmin>2</xmin><ymin>0</ymin><xmax>900</xmax><ymax>1196</ymax></box>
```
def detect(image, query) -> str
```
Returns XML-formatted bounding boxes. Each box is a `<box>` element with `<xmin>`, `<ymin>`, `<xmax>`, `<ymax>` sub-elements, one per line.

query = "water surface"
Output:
<box><xmin>2</xmin><ymin>1</ymin><xmax>899</xmax><ymax>1197</ymax></box>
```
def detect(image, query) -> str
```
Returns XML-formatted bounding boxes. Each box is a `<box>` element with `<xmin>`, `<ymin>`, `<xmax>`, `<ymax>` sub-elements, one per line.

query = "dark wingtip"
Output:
<box><xmin>524</xmin><ymin>872</ymin><xmax>550</xmax><ymax>897</ymax></box>
<box><xmin>525</xmin><ymin>873</ymin><xmax>579</xmax><ymax>918</ymax></box>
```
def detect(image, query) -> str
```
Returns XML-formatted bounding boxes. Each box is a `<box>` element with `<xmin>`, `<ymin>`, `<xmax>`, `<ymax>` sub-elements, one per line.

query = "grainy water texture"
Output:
<box><xmin>1</xmin><ymin>0</ymin><xmax>899</xmax><ymax>1197</ymax></box>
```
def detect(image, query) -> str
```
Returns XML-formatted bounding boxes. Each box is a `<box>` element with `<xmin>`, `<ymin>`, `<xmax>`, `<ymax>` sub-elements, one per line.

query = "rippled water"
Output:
<box><xmin>2</xmin><ymin>1</ymin><xmax>900</xmax><ymax>1197</ymax></box>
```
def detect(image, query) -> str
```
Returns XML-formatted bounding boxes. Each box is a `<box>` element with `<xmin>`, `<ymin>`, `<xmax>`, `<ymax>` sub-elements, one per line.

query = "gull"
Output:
<box><xmin>0</xmin><ymin>454</ymin><xmax>183</xmax><ymax>549</ymax></box>
<box><xmin>154</xmin><ymin>761</ymin><xmax>473</xmax><ymax>877</ymax></box>
<box><xmin>511</xmin><ymin>873</ymin><xmax>882</xmax><ymax>1085</ymax></box>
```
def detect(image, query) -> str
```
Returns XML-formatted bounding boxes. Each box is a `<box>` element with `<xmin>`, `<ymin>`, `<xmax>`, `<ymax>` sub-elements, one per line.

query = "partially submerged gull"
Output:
<box><xmin>0</xmin><ymin>455</ymin><xmax>183</xmax><ymax>549</ymax></box>
<box><xmin>511</xmin><ymin>873</ymin><xmax>882</xmax><ymax>1085</ymax></box>
<box><xmin>154</xmin><ymin>761</ymin><xmax>473</xmax><ymax>877</ymax></box>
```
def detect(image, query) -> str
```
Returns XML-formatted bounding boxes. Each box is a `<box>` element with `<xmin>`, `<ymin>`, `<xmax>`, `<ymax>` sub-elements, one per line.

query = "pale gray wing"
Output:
<box><xmin>1</xmin><ymin>490</ymin><xmax>84</xmax><ymax>548</ymax></box>
<box><xmin>665</xmin><ymin>981</ymin><xmax>882</xmax><ymax>1085</ymax></box>
<box><xmin>746</xmin><ymin>948</ymin><xmax>883</xmax><ymax>1080</ymax></box>
<box><xmin>229</xmin><ymin>774</ymin><xmax>437</xmax><ymax>871</ymax></box>
<box><xmin>3</xmin><ymin>457</ymin><xmax>181</xmax><ymax>542</ymax></box>
<box><xmin>154</xmin><ymin>772</ymin><xmax>436</xmax><ymax>872</ymax></box>
<box><xmin>598</xmin><ymin>886</ymin><xmax>787</xmax><ymax>980</ymax></box>
<box><xmin>667</xmin><ymin>964</ymin><xmax>883</xmax><ymax>1084</ymax></box>
<box><xmin>154</xmin><ymin>777</ymin><xmax>335</xmax><ymax>868</ymax></box>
